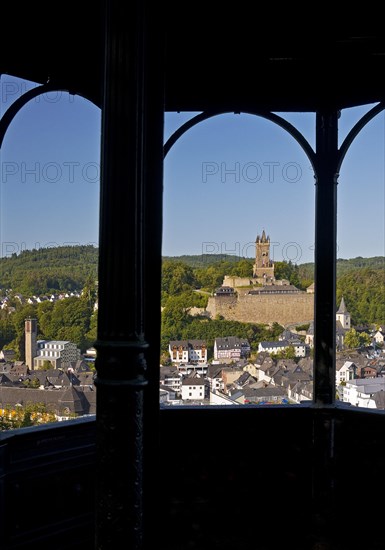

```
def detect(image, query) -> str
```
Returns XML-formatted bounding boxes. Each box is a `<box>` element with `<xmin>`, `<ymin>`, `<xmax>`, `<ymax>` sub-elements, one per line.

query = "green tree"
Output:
<box><xmin>275</xmin><ymin>345</ymin><xmax>296</xmax><ymax>360</ymax></box>
<box><xmin>230</xmin><ymin>259</ymin><xmax>253</xmax><ymax>278</ymax></box>
<box><xmin>4</xmin><ymin>303</ymin><xmax>37</xmax><ymax>360</ymax></box>
<box><xmin>85</xmin><ymin>310</ymin><xmax>98</xmax><ymax>347</ymax></box>
<box><xmin>162</xmin><ymin>260</ymin><xmax>196</xmax><ymax>296</ymax></box>
<box><xmin>40</xmin><ymin>360</ymin><xmax>53</xmax><ymax>371</ymax></box>
<box><xmin>44</xmin><ymin>297</ymin><xmax>92</xmax><ymax>351</ymax></box>
<box><xmin>161</xmin><ymin>296</ymin><xmax>191</xmax><ymax>350</ymax></box>
<box><xmin>344</xmin><ymin>328</ymin><xmax>361</xmax><ymax>349</ymax></box>
<box><xmin>81</xmin><ymin>275</ymin><xmax>98</xmax><ymax>306</ymax></box>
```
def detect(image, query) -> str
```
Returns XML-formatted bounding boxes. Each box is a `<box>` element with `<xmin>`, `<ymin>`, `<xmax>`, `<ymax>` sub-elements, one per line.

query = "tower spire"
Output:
<box><xmin>337</xmin><ymin>296</ymin><xmax>348</xmax><ymax>314</ymax></box>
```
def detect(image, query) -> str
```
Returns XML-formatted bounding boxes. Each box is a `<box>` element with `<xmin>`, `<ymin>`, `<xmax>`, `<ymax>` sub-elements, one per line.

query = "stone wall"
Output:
<box><xmin>223</xmin><ymin>275</ymin><xmax>254</xmax><ymax>288</ymax></box>
<box><xmin>206</xmin><ymin>292</ymin><xmax>314</xmax><ymax>326</ymax></box>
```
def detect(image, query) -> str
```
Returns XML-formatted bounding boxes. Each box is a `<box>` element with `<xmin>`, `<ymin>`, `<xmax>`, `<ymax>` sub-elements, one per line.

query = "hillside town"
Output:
<box><xmin>0</xmin><ymin>234</ymin><xmax>384</xmax><ymax>428</ymax></box>
<box><xmin>160</xmin><ymin>232</ymin><xmax>384</xmax><ymax>410</ymax></box>
<box><xmin>161</xmin><ymin>313</ymin><xmax>385</xmax><ymax>410</ymax></box>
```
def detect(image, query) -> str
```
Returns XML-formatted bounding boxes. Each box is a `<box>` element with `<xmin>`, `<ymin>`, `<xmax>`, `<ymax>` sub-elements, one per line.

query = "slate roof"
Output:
<box><xmin>243</xmin><ymin>385</ymin><xmax>287</xmax><ymax>398</ymax></box>
<box><xmin>0</xmin><ymin>385</ymin><xmax>95</xmax><ymax>415</ymax></box>
<box><xmin>373</xmin><ymin>391</ymin><xmax>385</xmax><ymax>410</ymax></box>
<box><xmin>337</xmin><ymin>296</ymin><xmax>349</xmax><ymax>314</ymax></box>
<box><xmin>215</xmin><ymin>336</ymin><xmax>250</xmax><ymax>349</ymax></box>
<box><xmin>169</xmin><ymin>340</ymin><xmax>206</xmax><ymax>350</ymax></box>
<box><xmin>249</xmin><ymin>285</ymin><xmax>302</xmax><ymax>294</ymax></box>
<box><xmin>206</xmin><ymin>365</ymin><xmax>224</xmax><ymax>379</ymax></box>
<box><xmin>181</xmin><ymin>377</ymin><xmax>205</xmax><ymax>386</ymax></box>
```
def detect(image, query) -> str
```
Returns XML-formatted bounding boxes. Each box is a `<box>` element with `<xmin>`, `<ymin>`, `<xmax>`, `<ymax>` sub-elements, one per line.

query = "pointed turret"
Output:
<box><xmin>337</xmin><ymin>296</ymin><xmax>348</xmax><ymax>314</ymax></box>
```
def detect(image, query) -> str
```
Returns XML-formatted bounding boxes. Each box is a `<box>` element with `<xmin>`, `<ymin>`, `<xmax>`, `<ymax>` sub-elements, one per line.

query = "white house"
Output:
<box><xmin>159</xmin><ymin>387</ymin><xmax>182</xmax><ymax>405</ymax></box>
<box><xmin>181</xmin><ymin>377</ymin><xmax>206</xmax><ymax>400</ymax></box>
<box><xmin>373</xmin><ymin>330</ymin><xmax>384</xmax><ymax>344</ymax></box>
<box><xmin>258</xmin><ymin>340</ymin><xmax>306</xmax><ymax>357</ymax></box>
<box><xmin>159</xmin><ymin>366</ymin><xmax>181</xmax><ymax>394</ymax></box>
<box><xmin>340</xmin><ymin>378</ymin><xmax>385</xmax><ymax>409</ymax></box>
<box><xmin>210</xmin><ymin>390</ymin><xmax>241</xmax><ymax>405</ymax></box>
<box><xmin>336</xmin><ymin>360</ymin><xmax>356</xmax><ymax>384</ymax></box>
<box><xmin>169</xmin><ymin>340</ymin><xmax>207</xmax><ymax>364</ymax></box>
<box><xmin>206</xmin><ymin>365</ymin><xmax>224</xmax><ymax>393</ymax></box>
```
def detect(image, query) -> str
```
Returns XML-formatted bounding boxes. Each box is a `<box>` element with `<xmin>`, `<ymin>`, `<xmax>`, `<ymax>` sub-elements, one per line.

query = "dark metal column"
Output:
<box><xmin>94</xmin><ymin>1</ymin><xmax>164</xmax><ymax>549</ymax></box>
<box><xmin>311</xmin><ymin>110</ymin><xmax>339</xmax><ymax>548</ymax></box>
<box><xmin>313</xmin><ymin>111</ymin><xmax>339</xmax><ymax>406</ymax></box>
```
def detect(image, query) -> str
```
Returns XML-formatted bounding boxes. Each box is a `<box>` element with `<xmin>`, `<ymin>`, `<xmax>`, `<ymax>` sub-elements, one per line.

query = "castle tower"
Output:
<box><xmin>25</xmin><ymin>318</ymin><xmax>37</xmax><ymax>370</ymax></box>
<box><xmin>336</xmin><ymin>296</ymin><xmax>351</xmax><ymax>330</ymax></box>
<box><xmin>253</xmin><ymin>229</ymin><xmax>275</xmax><ymax>283</ymax></box>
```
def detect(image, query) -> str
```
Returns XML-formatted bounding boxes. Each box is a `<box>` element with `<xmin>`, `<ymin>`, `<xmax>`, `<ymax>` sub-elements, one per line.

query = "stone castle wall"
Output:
<box><xmin>206</xmin><ymin>292</ymin><xmax>314</xmax><ymax>326</ymax></box>
<box><xmin>223</xmin><ymin>275</ymin><xmax>254</xmax><ymax>288</ymax></box>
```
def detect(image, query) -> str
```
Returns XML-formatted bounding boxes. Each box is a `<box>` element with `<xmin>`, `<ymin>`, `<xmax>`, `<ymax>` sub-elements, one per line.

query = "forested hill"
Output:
<box><xmin>298</xmin><ymin>256</ymin><xmax>384</xmax><ymax>280</ymax></box>
<box><xmin>164</xmin><ymin>254</ymin><xmax>384</xmax><ymax>273</ymax></box>
<box><xmin>162</xmin><ymin>254</ymin><xmax>246</xmax><ymax>268</ymax></box>
<box><xmin>0</xmin><ymin>245</ymin><xmax>98</xmax><ymax>295</ymax></box>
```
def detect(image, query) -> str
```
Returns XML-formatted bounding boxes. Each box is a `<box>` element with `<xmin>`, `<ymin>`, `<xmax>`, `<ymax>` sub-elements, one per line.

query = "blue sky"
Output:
<box><xmin>1</xmin><ymin>74</ymin><xmax>384</xmax><ymax>264</ymax></box>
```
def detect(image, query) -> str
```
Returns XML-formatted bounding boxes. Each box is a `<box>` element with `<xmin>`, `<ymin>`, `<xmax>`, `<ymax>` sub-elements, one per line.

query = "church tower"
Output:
<box><xmin>253</xmin><ymin>229</ymin><xmax>275</xmax><ymax>283</ymax></box>
<box><xmin>336</xmin><ymin>296</ymin><xmax>351</xmax><ymax>330</ymax></box>
<box><xmin>25</xmin><ymin>317</ymin><xmax>37</xmax><ymax>370</ymax></box>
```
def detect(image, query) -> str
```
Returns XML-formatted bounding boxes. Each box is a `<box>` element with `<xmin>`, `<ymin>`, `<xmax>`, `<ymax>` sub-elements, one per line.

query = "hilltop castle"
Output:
<box><xmin>206</xmin><ymin>229</ymin><xmax>314</xmax><ymax>326</ymax></box>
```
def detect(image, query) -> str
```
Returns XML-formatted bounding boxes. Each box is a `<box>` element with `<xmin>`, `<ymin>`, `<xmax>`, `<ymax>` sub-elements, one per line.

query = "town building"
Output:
<box><xmin>180</xmin><ymin>377</ymin><xmax>206</xmax><ymax>400</ymax></box>
<box><xmin>341</xmin><ymin>378</ymin><xmax>385</xmax><ymax>409</ymax></box>
<box><xmin>213</xmin><ymin>336</ymin><xmax>250</xmax><ymax>363</ymax></box>
<box><xmin>34</xmin><ymin>340</ymin><xmax>81</xmax><ymax>369</ymax></box>
<box><xmin>306</xmin><ymin>296</ymin><xmax>352</xmax><ymax>350</ymax></box>
<box><xmin>168</xmin><ymin>340</ymin><xmax>207</xmax><ymax>364</ymax></box>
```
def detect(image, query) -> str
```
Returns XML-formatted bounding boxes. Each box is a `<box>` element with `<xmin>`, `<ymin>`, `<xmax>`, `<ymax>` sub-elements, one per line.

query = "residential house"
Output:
<box><xmin>258</xmin><ymin>339</ymin><xmax>306</xmax><ymax>357</ymax></box>
<box><xmin>0</xmin><ymin>385</ymin><xmax>95</xmax><ymax>418</ymax></box>
<box><xmin>213</xmin><ymin>336</ymin><xmax>250</xmax><ymax>363</ymax></box>
<box><xmin>169</xmin><ymin>340</ymin><xmax>207</xmax><ymax>364</ymax></box>
<box><xmin>358</xmin><ymin>364</ymin><xmax>378</xmax><ymax>379</ymax></box>
<box><xmin>221</xmin><ymin>367</ymin><xmax>245</xmax><ymax>391</ymax></box>
<box><xmin>230</xmin><ymin>371</ymin><xmax>257</xmax><ymax>391</ymax></box>
<box><xmin>177</xmin><ymin>363</ymin><xmax>208</xmax><ymax>376</ymax></box>
<box><xmin>336</xmin><ymin>360</ymin><xmax>356</xmax><ymax>384</ymax></box>
<box><xmin>209</xmin><ymin>390</ymin><xmax>241</xmax><ymax>406</ymax></box>
<box><xmin>206</xmin><ymin>364</ymin><xmax>224</xmax><ymax>393</ymax></box>
<box><xmin>289</xmin><ymin>380</ymin><xmax>313</xmax><ymax>403</ymax></box>
<box><xmin>159</xmin><ymin>366</ymin><xmax>181</xmax><ymax>395</ymax></box>
<box><xmin>305</xmin><ymin>321</ymin><xmax>314</xmax><ymax>347</ymax></box>
<box><xmin>0</xmin><ymin>349</ymin><xmax>16</xmax><ymax>362</ymax></box>
<box><xmin>243</xmin><ymin>385</ymin><xmax>288</xmax><ymax>404</ymax></box>
<box><xmin>341</xmin><ymin>378</ymin><xmax>385</xmax><ymax>409</ymax></box>
<box><xmin>242</xmin><ymin>363</ymin><xmax>261</xmax><ymax>379</ymax></box>
<box><xmin>181</xmin><ymin>377</ymin><xmax>206</xmax><ymax>401</ymax></box>
<box><xmin>159</xmin><ymin>386</ymin><xmax>181</xmax><ymax>405</ymax></box>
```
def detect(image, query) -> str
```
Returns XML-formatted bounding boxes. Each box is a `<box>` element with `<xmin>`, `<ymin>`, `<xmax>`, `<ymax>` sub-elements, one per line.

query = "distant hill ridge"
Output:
<box><xmin>0</xmin><ymin>245</ymin><xmax>98</xmax><ymax>294</ymax></box>
<box><xmin>163</xmin><ymin>253</ymin><xmax>384</xmax><ymax>273</ymax></box>
<box><xmin>0</xmin><ymin>245</ymin><xmax>383</xmax><ymax>293</ymax></box>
